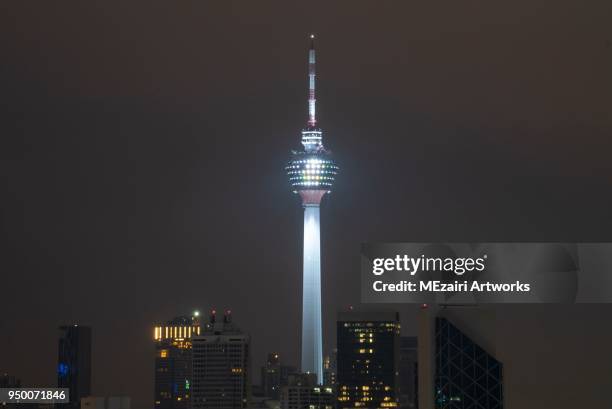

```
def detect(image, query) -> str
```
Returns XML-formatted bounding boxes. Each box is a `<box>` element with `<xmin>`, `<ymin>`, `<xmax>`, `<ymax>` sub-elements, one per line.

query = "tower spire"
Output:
<box><xmin>308</xmin><ymin>34</ymin><xmax>316</xmax><ymax>128</ymax></box>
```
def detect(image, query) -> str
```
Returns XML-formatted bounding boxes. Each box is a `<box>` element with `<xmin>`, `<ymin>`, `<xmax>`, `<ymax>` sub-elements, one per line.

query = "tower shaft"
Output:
<box><xmin>301</xmin><ymin>203</ymin><xmax>323</xmax><ymax>382</ymax></box>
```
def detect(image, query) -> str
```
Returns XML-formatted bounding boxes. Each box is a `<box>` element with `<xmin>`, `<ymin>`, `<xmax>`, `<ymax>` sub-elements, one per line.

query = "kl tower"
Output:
<box><xmin>286</xmin><ymin>34</ymin><xmax>339</xmax><ymax>384</ymax></box>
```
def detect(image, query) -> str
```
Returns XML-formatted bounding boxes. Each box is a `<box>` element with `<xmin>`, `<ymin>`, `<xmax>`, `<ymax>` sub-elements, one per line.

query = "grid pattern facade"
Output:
<box><xmin>434</xmin><ymin>318</ymin><xmax>503</xmax><ymax>409</ymax></box>
<box><xmin>192</xmin><ymin>335</ymin><xmax>250</xmax><ymax>409</ymax></box>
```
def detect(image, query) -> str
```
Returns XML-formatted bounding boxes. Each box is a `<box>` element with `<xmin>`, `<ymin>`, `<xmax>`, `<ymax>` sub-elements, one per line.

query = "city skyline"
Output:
<box><xmin>3</xmin><ymin>1</ymin><xmax>612</xmax><ymax>408</ymax></box>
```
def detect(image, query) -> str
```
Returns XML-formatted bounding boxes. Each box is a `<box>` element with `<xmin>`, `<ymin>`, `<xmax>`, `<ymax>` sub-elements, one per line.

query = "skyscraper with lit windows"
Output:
<box><xmin>153</xmin><ymin>313</ymin><xmax>201</xmax><ymax>409</ymax></box>
<box><xmin>286</xmin><ymin>35</ymin><xmax>339</xmax><ymax>385</ymax></box>
<box><xmin>336</xmin><ymin>311</ymin><xmax>400</xmax><ymax>409</ymax></box>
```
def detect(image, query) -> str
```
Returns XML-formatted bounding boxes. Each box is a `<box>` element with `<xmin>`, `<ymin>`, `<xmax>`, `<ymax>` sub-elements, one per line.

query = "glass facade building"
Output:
<box><xmin>434</xmin><ymin>318</ymin><xmax>503</xmax><ymax>409</ymax></box>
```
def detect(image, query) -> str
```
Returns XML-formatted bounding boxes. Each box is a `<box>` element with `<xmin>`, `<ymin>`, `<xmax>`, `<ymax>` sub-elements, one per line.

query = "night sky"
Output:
<box><xmin>2</xmin><ymin>1</ymin><xmax>612</xmax><ymax>408</ymax></box>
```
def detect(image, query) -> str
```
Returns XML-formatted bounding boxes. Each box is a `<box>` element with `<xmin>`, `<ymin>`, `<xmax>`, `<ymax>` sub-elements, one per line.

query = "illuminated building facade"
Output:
<box><xmin>286</xmin><ymin>35</ymin><xmax>339</xmax><ymax>384</ymax></box>
<box><xmin>323</xmin><ymin>351</ymin><xmax>337</xmax><ymax>387</ymax></box>
<box><xmin>191</xmin><ymin>311</ymin><xmax>250</xmax><ymax>409</ymax></box>
<box><xmin>279</xmin><ymin>373</ymin><xmax>334</xmax><ymax>409</ymax></box>
<box><xmin>261</xmin><ymin>353</ymin><xmax>296</xmax><ymax>400</ymax></box>
<box><xmin>58</xmin><ymin>325</ymin><xmax>92</xmax><ymax>409</ymax></box>
<box><xmin>154</xmin><ymin>313</ymin><xmax>201</xmax><ymax>409</ymax></box>
<box><xmin>337</xmin><ymin>312</ymin><xmax>400</xmax><ymax>409</ymax></box>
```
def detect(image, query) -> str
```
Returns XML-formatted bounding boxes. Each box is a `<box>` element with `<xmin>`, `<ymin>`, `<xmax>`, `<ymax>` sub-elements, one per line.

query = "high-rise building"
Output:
<box><xmin>417</xmin><ymin>305</ymin><xmax>503</xmax><ymax>409</ymax></box>
<box><xmin>279</xmin><ymin>373</ymin><xmax>334</xmax><ymax>409</ymax></box>
<box><xmin>337</xmin><ymin>312</ymin><xmax>400</xmax><ymax>409</ymax></box>
<box><xmin>286</xmin><ymin>34</ymin><xmax>339</xmax><ymax>384</ymax></box>
<box><xmin>191</xmin><ymin>311</ymin><xmax>250</xmax><ymax>409</ymax></box>
<box><xmin>58</xmin><ymin>325</ymin><xmax>92</xmax><ymax>409</ymax></box>
<box><xmin>398</xmin><ymin>337</ymin><xmax>417</xmax><ymax>409</ymax></box>
<box><xmin>261</xmin><ymin>353</ymin><xmax>296</xmax><ymax>400</ymax></box>
<box><xmin>322</xmin><ymin>351</ymin><xmax>337</xmax><ymax>387</ymax></box>
<box><xmin>153</xmin><ymin>313</ymin><xmax>202</xmax><ymax>409</ymax></box>
<box><xmin>434</xmin><ymin>318</ymin><xmax>503</xmax><ymax>409</ymax></box>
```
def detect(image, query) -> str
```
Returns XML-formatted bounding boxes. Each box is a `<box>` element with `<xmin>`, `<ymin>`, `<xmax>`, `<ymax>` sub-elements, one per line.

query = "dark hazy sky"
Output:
<box><xmin>2</xmin><ymin>1</ymin><xmax>612</xmax><ymax>408</ymax></box>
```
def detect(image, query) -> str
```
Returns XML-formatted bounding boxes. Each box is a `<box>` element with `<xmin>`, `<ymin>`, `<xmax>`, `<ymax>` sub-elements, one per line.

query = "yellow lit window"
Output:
<box><xmin>160</xmin><ymin>350</ymin><xmax>168</xmax><ymax>358</ymax></box>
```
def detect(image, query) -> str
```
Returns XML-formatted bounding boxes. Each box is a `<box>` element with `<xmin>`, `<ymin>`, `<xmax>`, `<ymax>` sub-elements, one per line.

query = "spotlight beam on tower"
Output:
<box><xmin>286</xmin><ymin>34</ymin><xmax>339</xmax><ymax>384</ymax></box>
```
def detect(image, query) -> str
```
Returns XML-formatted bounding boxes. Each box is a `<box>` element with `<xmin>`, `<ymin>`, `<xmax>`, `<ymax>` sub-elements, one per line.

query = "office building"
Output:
<box><xmin>434</xmin><ymin>318</ymin><xmax>502</xmax><ymax>409</ymax></box>
<box><xmin>337</xmin><ymin>312</ymin><xmax>400</xmax><ymax>409</ymax></box>
<box><xmin>192</xmin><ymin>311</ymin><xmax>250</xmax><ymax>409</ymax></box>
<box><xmin>322</xmin><ymin>352</ymin><xmax>337</xmax><ymax>387</ymax></box>
<box><xmin>154</xmin><ymin>313</ymin><xmax>201</xmax><ymax>409</ymax></box>
<box><xmin>417</xmin><ymin>305</ymin><xmax>503</xmax><ymax>409</ymax></box>
<box><xmin>279</xmin><ymin>373</ymin><xmax>334</xmax><ymax>409</ymax></box>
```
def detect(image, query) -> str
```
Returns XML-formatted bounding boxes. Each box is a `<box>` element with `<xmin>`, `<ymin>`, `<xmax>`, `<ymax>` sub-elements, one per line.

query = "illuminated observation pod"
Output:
<box><xmin>286</xmin><ymin>151</ymin><xmax>339</xmax><ymax>194</ymax></box>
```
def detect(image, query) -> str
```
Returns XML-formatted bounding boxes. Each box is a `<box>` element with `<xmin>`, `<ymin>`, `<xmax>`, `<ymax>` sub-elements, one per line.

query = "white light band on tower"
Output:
<box><xmin>308</xmin><ymin>43</ymin><xmax>316</xmax><ymax>127</ymax></box>
<box><xmin>302</xmin><ymin>203</ymin><xmax>323</xmax><ymax>382</ymax></box>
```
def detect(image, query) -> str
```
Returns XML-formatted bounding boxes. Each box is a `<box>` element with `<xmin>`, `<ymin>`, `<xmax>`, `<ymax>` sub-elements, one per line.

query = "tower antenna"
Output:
<box><xmin>308</xmin><ymin>34</ymin><xmax>316</xmax><ymax>128</ymax></box>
